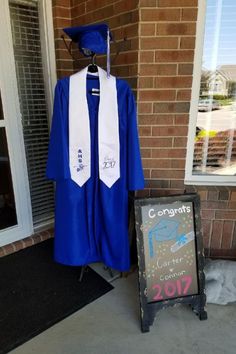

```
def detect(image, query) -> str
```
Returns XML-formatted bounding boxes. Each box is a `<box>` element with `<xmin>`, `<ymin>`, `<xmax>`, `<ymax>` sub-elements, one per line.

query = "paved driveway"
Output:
<box><xmin>197</xmin><ymin>106</ymin><xmax>236</xmax><ymax>132</ymax></box>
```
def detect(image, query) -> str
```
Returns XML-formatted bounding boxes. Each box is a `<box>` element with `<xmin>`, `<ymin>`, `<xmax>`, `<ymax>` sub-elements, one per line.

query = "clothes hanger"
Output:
<box><xmin>87</xmin><ymin>53</ymin><xmax>98</xmax><ymax>73</ymax></box>
<box><xmin>87</xmin><ymin>53</ymin><xmax>99</xmax><ymax>95</ymax></box>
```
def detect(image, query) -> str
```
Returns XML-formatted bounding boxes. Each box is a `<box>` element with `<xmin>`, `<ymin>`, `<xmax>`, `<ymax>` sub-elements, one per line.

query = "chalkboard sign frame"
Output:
<box><xmin>135</xmin><ymin>193</ymin><xmax>207</xmax><ymax>333</ymax></box>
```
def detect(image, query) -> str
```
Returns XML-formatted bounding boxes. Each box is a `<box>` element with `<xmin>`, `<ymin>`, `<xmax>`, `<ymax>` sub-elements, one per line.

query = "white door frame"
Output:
<box><xmin>0</xmin><ymin>0</ymin><xmax>56</xmax><ymax>246</ymax></box>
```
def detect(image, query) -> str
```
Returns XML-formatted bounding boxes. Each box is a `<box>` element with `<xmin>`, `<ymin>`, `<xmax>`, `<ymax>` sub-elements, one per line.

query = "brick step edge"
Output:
<box><xmin>0</xmin><ymin>228</ymin><xmax>54</xmax><ymax>258</ymax></box>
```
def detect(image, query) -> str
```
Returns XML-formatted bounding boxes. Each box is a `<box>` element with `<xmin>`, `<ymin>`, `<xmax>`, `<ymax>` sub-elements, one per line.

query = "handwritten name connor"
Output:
<box><xmin>157</xmin><ymin>257</ymin><xmax>185</xmax><ymax>281</ymax></box>
<box><xmin>148</xmin><ymin>204</ymin><xmax>191</xmax><ymax>219</ymax></box>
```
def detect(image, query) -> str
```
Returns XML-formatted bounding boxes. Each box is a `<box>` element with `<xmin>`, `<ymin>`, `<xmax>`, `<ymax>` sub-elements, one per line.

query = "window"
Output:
<box><xmin>9</xmin><ymin>0</ymin><xmax>55</xmax><ymax>226</ymax></box>
<box><xmin>185</xmin><ymin>0</ymin><xmax>236</xmax><ymax>185</ymax></box>
<box><xmin>0</xmin><ymin>0</ymin><xmax>56</xmax><ymax>246</ymax></box>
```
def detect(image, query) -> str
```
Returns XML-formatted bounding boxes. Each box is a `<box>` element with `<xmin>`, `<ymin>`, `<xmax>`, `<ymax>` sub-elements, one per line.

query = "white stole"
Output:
<box><xmin>69</xmin><ymin>66</ymin><xmax>120</xmax><ymax>188</ymax></box>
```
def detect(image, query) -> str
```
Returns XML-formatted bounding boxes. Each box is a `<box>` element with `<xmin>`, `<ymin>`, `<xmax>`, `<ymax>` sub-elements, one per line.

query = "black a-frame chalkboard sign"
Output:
<box><xmin>134</xmin><ymin>193</ymin><xmax>207</xmax><ymax>332</ymax></box>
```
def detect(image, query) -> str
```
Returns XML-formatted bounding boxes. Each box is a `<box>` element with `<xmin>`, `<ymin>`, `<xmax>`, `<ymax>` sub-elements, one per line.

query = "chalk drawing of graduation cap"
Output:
<box><xmin>148</xmin><ymin>219</ymin><xmax>179</xmax><ymax>258</ymax></box>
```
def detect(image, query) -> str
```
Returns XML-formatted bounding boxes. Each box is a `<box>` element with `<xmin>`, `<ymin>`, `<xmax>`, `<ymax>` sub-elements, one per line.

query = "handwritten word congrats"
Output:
<box><xmin>148</xmin><ymin>204</ymin><xmax>191</xmax><ymax>219</ymax></box>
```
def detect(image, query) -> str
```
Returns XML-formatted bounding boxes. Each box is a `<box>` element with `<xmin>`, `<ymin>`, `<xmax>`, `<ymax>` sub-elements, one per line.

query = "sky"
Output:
<box><xmin>202</xmin><ymin>0</ymin><xmax>236</xmax><ymax>70</ymax></box>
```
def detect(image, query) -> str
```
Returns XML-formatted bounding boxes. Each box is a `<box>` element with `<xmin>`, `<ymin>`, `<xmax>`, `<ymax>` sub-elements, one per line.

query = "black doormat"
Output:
<box><xmin>0</xmin><ymin>238</ymin><xmax>113</xmax><ymax>354</ymax></box>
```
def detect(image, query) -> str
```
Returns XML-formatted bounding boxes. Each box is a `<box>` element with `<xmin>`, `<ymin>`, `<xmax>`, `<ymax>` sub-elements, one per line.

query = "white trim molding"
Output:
<box><xmin>0</xmin><ymin>0</ymin><xmax>56</xmax><ymax>246</ymax></box>
<box><xmin>39</xmin><ymin>0</ymin><xmax>57</xmax><ymax>125</ymax></box>
<box><xmin>0</xmin><ymin>0</ymin><xmax>33</xmax><ymax>246</ymax></box>
<box><xmin>185</xmin><ymin>0</ymin><xmax>236</xmax><ymax>186</ymax></box>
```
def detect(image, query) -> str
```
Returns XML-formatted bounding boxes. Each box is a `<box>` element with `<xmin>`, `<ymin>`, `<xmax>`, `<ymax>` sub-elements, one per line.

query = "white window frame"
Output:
<box><xmin>39</xmin><ymin>0</ymin><xmax>57</xmax><ymax>123</ymax></box>
<box><xmin>0</xmin><ymin>0</ymin><xmax>56</xmax><ymax>246</ymax></box>
<box><xmin>36</xmin><ymin>0</ymin><xmax>57</xmax><ymax>231</ymax></box>
<box><xmin>185</xmin><ymin>0</ymin><xmax>236</xmax><ymax>186</ymax></box>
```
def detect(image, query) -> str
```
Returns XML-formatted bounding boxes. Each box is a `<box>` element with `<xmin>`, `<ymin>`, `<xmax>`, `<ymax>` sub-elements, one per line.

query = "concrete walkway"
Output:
<box><xmin>12</xmin><ymin>272</ymin><xmax>236</xmax><ymax>354</ymax></box>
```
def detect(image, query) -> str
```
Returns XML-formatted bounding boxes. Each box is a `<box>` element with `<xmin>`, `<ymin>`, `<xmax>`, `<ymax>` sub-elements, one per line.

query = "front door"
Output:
<box><xmin>0</xmin><ymin>2</ymin><xmax>33</xmax><ymax>245</ymax></box>
<box><xmin>0</xmin><ymin>0</ymin><xmax>56</xmax><ymax>246</ymax></box>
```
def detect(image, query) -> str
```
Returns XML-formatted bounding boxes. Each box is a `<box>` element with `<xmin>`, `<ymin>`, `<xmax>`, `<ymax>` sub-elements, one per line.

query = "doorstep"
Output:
<box><xmin>0</xmin><ymin>228</ymin><xmax>54</xmax><ymax>258</ymax></box>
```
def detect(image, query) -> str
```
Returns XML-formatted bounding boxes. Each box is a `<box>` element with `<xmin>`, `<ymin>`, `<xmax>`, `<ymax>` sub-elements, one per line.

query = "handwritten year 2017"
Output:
<box><xmin>151</xmin><ymin>275</ymin><xmax>192</xmax><ymax>301</ymax></box>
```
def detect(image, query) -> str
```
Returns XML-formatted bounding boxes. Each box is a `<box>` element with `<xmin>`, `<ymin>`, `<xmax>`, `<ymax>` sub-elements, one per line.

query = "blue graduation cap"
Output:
<box><xmin>63</xmin><ymin>23</ymin><xmax>112</xmax><ymax>76</ymax></box>
<box><xmin>148</xmin><ymin>219</ymin><xmax>179</xmax><ymax>258</ymax></box>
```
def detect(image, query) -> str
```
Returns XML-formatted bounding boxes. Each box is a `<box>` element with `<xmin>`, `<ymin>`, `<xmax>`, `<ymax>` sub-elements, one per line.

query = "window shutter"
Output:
<box><xmin>9</xmin><ymin>0</ymin><xmax>54</xmax><ymax>226</ymax></box>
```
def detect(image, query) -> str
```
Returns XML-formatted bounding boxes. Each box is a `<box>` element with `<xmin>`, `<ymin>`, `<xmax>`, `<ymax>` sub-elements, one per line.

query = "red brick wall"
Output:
<box><xmin>137</xmin><ymin>0</ymin><xmax>196</xmax><ymax>197</ymax></box>
<box><xmin>1</xmin><ymin>0</ymin><xmax>235</xmax><ymax>259</ymax></box>
<box><xmin>70</xmin><ymin>0</ymin><xmax>139</xmax><ymax>91</ymax></box>
<box><xmin>52</xmin><ymin>0</ymin><xmax>236</xmax><ymax>259</ymax></box>
<box><xmin>199</xmin><ymin>188</ymin><xmax>236</xmax><ymax>258</ymax></box>
<box><xmin>52</xmin><ymin>0</ymin><xmax>140</xmax><ymax>91</ymax></box>
<box><xmin>137</xmin><ymin>0</ymin><xmax>236</xmax><ymax>258</ymax></box>
<box><xmin>52</xmin><ymin>0</ymin><xmax>74</xmax><ymax>78</ymax></box>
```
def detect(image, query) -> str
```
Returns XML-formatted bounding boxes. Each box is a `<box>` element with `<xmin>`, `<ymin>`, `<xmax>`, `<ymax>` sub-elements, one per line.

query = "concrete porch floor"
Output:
<box><xmin>11</xmin><ymin>271</ymin><xmax>236</xmax><ymax>354</ymax></box>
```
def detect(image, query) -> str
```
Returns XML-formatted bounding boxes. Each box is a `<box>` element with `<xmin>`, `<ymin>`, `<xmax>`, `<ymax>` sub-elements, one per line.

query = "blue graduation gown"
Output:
<box><xmin>46</xmin><ymin>74</ymin><xmax>144</xmax><ymax>271</ymax></box>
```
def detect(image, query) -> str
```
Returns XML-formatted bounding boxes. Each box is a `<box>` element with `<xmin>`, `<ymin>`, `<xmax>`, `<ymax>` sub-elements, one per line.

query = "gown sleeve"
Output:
<box><xmin>46</xmin><ymin>80</ymin><xmax>70</xmax><ymax>181</ymax></box>
<box><xmin>127</xmin><ymin>87</ymin><xmax>145</xmax><ymax>191</ymax></box>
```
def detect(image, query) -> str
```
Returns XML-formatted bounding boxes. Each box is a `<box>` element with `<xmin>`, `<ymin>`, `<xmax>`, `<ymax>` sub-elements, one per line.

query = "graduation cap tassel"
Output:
<box><xmin>107</xmin><ymin>28</ymin><xmax>110</xmax><ymax>78</ymax></box>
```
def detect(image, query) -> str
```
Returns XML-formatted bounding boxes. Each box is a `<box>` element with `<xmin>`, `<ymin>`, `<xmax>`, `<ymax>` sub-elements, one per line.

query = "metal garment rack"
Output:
<box><xmin>78</xmin><ymin>266</ymin><xmax>88</xmax><ymax>282</ymax></box>
<box><xmin>61</xmin><ymin>34</ymin><xmax>121</xmax><ymax>65</ymax></box>
<box><xmin>78</xmin><ymin>265</ymin><xmax>117</xmax><ymax>283</ymax></box>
